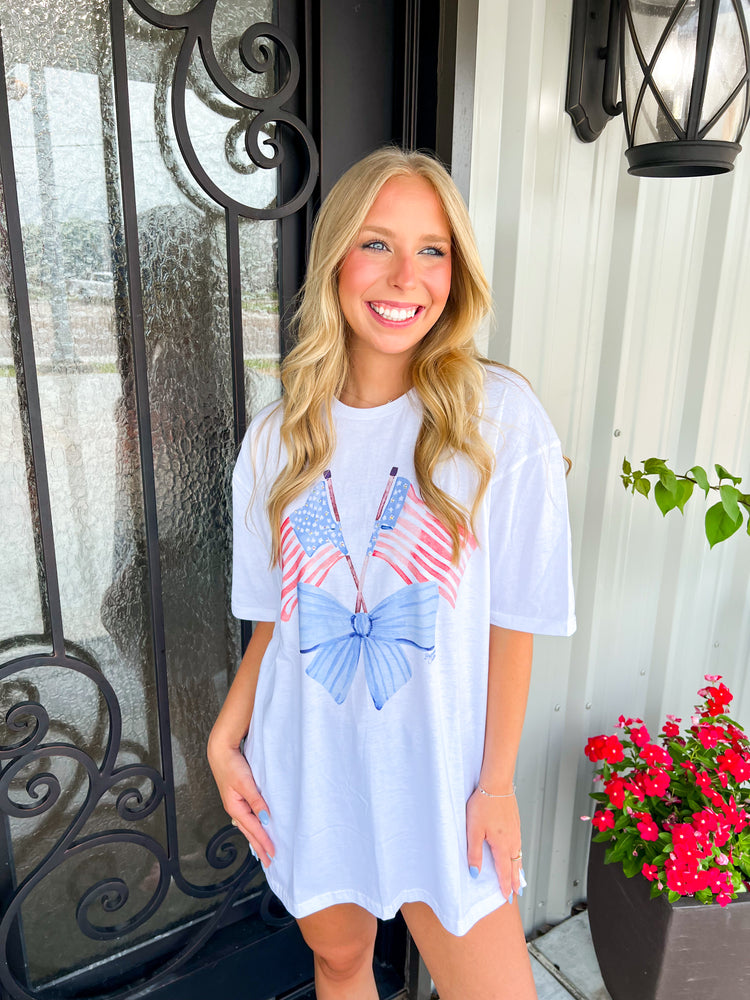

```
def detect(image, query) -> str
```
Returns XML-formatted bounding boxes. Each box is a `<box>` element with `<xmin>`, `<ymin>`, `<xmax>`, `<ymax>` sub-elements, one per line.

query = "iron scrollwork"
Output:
<box><xmin>129</xmin><ymin>0</ymin><xmax>319</xmax><ymax>219</ymax></box>
<box><xmin>0</xmin><ymin>651</ymin><xmax>265</xmax><ymax>999</ymax></box>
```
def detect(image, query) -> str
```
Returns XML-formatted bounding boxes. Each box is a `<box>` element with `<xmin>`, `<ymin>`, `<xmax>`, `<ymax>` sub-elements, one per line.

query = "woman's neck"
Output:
<box><xmin>340</xmin><ymin>358</ymin><xmax>412</xmax><ymax>409</ymax></box>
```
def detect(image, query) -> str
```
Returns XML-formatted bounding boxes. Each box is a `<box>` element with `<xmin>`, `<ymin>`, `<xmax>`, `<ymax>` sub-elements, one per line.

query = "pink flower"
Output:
<box><xmin>704</xmin><ymin>674</ymin><xmax>722</xmax><ymax>683</ymax></box>
<box><xmin>636</xmin><ymin>816</ymin><xmax>660</xmax><ymax>841</ymax></box>
<box><xmin>592</xmin><ymin>809</ymin><xmax>615</xmax><ymax>832</ymax></box>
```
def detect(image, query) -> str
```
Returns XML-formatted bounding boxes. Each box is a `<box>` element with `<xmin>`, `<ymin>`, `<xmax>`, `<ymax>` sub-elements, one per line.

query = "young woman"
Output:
<box><xmin>208</xmin><ymin>147</ymin><xmax>575</xmax><ymax>1000</ymax></box>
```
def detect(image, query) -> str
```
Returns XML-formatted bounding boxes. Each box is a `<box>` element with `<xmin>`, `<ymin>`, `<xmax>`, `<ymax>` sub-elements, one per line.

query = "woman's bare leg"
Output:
<box><xmin>401</xmin><ymin>901</ymin><xmax>536</xmax><ymax>1000</ymax></box>
<box><xmin>296</xmin><ymin>903</ymin><xmax>379</xmax><ymax>1000</ymax></box>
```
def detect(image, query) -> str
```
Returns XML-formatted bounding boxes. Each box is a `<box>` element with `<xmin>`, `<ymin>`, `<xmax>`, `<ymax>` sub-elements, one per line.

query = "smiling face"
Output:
<box><xmin>337</xmin><ymin>174</ymin><xmax>453</xmax><ymax>372</ymax></box>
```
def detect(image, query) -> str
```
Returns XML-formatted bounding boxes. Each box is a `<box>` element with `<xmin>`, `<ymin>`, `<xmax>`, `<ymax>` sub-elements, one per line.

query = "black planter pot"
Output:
<box><xmin>587</xmin><ymin>837</ymin><xmax>750</xmax><ymax>1000</ymax></box>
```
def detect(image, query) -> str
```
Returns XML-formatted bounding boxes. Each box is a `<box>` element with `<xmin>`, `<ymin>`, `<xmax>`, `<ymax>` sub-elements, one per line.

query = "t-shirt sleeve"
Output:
<box><xmin>231</xmin><ymin>413</ymin><xmax>283</xmax><ymax>621</ymax></box>
<box><xmin>486</xmin><ymin>391</ymin><xmax>576</xmax><ymax>636</ymax></box>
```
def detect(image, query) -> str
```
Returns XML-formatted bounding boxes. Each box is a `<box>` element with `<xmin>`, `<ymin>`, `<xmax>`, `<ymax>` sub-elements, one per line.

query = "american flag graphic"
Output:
<box><xmin>280</xmin><ymin>477</ymin><xmax>347</xmax><ymax>621</ymax></box>
<box><xmin>368</xmin><ymin>476</ymin><xmax>476</xmax><ymax>607</ymax></box>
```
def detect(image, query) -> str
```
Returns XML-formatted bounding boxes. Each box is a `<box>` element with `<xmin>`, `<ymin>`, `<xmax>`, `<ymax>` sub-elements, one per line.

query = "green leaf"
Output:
<box><xmin>659</xmin><ymin>469</ymin><xmax>679</xmax><ymax>495</ymax></box>
<box><xmin>674</xmin><ymin>478</ymin><xmax>694</xmax><ymax>513</ymax></box>
<box><xmin>705</xmin><ymin>501</ymin><xmax>743</xmax><ymax>548</ymax></box>
<box><xmin>668</xmin><ymin>890</ymin><xmax>682</xmax><ymax>904</ymax></box>
<box><xmin>650</xmin><ymin>883</ymin><xmax>663</xmax><ymax>899</ymax></box>
<box><xmin>621</xmin><ymin>475</ymin><xmax>631</xmax><ymax>490</ymax></box>
<box><xmin>715</xmin><ymin>464</ymin><xmax>742</xmax><ymax>486</ymax></box>
<box><xmin>654</xmin><ymin>481</ymin><xmax>678</xmax><ymax>516</ymax></box>
<box><xmin>635</xmin><ymin>478</ymin><xmax>651</xmax><ymax>498</ymax></box>
<box><xmin>720</xmin><ymin>485</ymin><xmax>743</xmax><ymax>524</ymax></box>
<box><xmin>689</xmin><ymin>466</ymin><xmax>711</xmax><ymax>496</ymax></box>
<box><xmin>643</xmin><ymin>458</ymin><xmax>669</xmax><ymax>475</ymax></box>
<box><xmin>622</xmin><ymin>458</ymin><xmax>632</xmax><ymax>475</ymax></box>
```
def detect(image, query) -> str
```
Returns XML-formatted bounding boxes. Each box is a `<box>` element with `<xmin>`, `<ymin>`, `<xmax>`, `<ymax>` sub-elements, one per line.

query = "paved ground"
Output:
<box><xmin>529</xmin><ymin>912</ymin><xmax>611</xmax><ymax>1000</ymax></box>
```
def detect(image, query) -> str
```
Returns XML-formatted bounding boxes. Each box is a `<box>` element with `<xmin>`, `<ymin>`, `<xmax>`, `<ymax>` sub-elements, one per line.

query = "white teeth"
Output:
<box><xmin>371</xmin><ymin>303</ymin><xmax>418</xmax><ymax>321</ymax></box>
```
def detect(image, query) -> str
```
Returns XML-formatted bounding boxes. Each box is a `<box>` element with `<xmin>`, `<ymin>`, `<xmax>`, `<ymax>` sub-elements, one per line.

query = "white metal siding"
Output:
<box><xmin>467</xmin><ymin>0</ymin><xmax>750</xmax><ymax>932</ymax></box>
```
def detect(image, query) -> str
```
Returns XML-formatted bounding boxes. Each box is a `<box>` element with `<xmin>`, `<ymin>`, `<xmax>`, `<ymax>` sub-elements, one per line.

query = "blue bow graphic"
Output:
<box><xmin>298</xmin><ymin>581</ymin><xmax>438</xmax><ymax>709</ymax></box>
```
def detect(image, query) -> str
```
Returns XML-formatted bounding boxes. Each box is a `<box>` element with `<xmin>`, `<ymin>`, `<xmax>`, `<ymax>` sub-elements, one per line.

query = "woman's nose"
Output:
<box><xmin>388</xmin><ymin>253</ymin><xmax>416</xmax><ymax>290</ymax></box>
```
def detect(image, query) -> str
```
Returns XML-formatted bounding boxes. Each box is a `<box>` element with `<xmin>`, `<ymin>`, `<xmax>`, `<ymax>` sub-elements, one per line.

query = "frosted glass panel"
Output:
<box><xmin>1</xmin><ymin>0</ymin><xmax>281</xmax><ymax>986</ymax></box>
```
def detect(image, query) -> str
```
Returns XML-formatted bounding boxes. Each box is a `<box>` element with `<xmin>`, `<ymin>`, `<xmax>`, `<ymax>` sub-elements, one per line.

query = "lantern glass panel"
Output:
<box><xmin>628</xmin><ymin>0</ymin><xmax>678</xmax><ymax>65</ymax></box>
<box><xmin>633</xmin><ymin>84</ymin><xmax>678</xmax><ymax>141</ymax></box>
<box><xmin>651</xmin><ymin>0</ymin><xmax>699</xmax><ymax>130</ymax></box>
<box><xmin>624</xmin><ymin>14</ymin><xmax>646</xmax><ymax>135</ymax></box>
<box><xmin>702</xmin><ymin>87</ymin><xmax>747</xmax><ymax>139</ymax></box>
<box><xmin>700</xmin><ymin>0</ymin><xmax>749</xmax><ymax>132</ymax></box>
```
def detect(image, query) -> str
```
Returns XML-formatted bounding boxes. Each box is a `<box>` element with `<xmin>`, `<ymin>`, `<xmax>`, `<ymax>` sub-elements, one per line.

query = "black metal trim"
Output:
<box><xmin>625</xmin><ymin>138</ymin><xmax>739</xmax><ymax>175</ymax></box>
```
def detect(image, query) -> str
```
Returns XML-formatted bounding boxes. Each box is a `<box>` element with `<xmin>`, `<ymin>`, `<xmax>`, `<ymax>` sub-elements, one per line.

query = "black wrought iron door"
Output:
<box><xmin>0</xmin><ymin>1</ymin><xmax>451</xmax><ymax>997</ymax></box>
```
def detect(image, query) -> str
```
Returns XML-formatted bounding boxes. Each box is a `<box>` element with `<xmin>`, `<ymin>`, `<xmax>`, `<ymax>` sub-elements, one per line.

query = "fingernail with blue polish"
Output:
<box><xmin>469</xmin><ymin>865</ymin><xmax>479</xmax><ymax>879</ymax></box>
<box><xmin>259</xmin><ymin>810</ymin><xmax>270</xmax><ymax>827</ymax></box>
<box><xmin>520</xmin><ymin>867</ymin><xmax>526</xmax><ymax>882</ymax></box>
<box><xmin>508</xmin><ymin>891</ymin><xmax>514</xmax><ymax>904</ymax></box>
<box><xmin>518</xmin><ymin>886</ymin><xmax>524</xmax><ymax>897</ymax></box>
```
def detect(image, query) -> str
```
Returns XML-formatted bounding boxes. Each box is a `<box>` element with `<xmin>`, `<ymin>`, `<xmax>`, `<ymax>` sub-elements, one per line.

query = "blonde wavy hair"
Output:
<box><xmin>266</xmin><ymin>146</ymin><xmax>497</xmax><ymax>564</ymax></box>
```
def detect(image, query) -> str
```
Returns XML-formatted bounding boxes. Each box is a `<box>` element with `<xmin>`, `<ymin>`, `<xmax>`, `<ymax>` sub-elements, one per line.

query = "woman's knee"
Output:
<box><xmin>297</xmin><ymin>904</ymin><xmax>377</xmax><ymax>981</ymax></box>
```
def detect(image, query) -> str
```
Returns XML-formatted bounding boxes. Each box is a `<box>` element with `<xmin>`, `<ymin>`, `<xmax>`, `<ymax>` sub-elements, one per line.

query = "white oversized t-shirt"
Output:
<box><xmin>232</xmin><ymin>366</ymin><xmax>575</xmax><ymax>935</ymax></box>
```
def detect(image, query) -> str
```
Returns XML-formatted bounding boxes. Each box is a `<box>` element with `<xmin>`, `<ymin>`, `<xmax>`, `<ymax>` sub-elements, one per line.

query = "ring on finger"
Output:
<box><xmin>230</xmin><ymin>818</ymin><xmax>238</xmax><ymax>827</ymax></box>
<box><xmin>511</xmin><ymin>850</ymin><xmax>522</xmax><ymax>861</ymax></box>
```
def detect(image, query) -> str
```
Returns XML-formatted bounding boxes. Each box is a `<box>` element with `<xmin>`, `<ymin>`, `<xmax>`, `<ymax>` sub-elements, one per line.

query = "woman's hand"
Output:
<box><xmin>466</xmin><ymin>787</ymin><xmax>524</xmax><ymax>903</ymax></box>
<box><xmin>207</xmin><ymin>739</ymin><xmax>275</xmax><ymax>867</ymax></box>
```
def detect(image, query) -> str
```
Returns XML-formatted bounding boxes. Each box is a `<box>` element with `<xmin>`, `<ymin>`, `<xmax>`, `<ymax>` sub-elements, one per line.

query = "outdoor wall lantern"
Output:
<box><xmin>566</xmin><ymin>0</ymin><xmax>750</xmax><ymax>176</ymax></box>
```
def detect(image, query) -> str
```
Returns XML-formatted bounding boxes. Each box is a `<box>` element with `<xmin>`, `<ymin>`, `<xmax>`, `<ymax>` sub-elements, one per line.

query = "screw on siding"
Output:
<box><xmin>640</xmin><ymin>669</ymin><xmax>646</xmax><ymax>676</ymax></box>
<box><xmin>573</xmin><ymin>879</ymin><xmax>580</xmax><ymax>887</ymax></box>
<box><xmin>714</xmin><ymin>641</ymin><xmax>720</xmax><ymax>647</ymax></box>
<box><xmin>614</xmin><ymin>428</ymin><xmax>621</xmax><ymax>437</ymax></box>
<box><xmin>585</xmin><ymin>702</ymin><xmax>592</xmax><ymax>709</ymax></box>
<box><xmin>554</xmin><ymin>704</ymin><xmax>561</xmax><ymax>711</ymax></box>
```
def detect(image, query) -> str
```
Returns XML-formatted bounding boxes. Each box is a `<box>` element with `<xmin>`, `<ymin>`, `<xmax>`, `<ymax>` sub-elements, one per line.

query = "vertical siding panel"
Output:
<box><xmin>467</xmin><ymin>0</ymin><xmax>750</xmax><ymax>932</ymax></box>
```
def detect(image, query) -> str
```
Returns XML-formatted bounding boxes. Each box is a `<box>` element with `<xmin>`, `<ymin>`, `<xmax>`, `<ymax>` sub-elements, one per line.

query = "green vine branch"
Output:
<box><xmin>621</xmin><ymin>458</ymin><xmax>750</xmax><ymax>548</ymax></box>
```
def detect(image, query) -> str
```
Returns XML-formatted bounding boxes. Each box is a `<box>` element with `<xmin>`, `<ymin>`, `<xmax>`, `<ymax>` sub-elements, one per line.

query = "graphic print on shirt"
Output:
<box><xmin>280</xmin><ymin>467</ymin><xmax>477</xmax><ymax>709</ymax></box>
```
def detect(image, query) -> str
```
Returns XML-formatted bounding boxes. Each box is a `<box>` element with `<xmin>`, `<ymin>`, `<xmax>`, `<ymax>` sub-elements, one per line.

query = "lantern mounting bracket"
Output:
<box><xmin>566</xmin><ymin>0</ymin><xmax>623</xmax><ymax>142</ymax></box>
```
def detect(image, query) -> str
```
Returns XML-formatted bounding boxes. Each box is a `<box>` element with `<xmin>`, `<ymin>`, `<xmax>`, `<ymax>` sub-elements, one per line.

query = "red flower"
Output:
<box><xmin>585</xmin><ymin>734</ymin><xmax>626</xmax><ymax>764</ymax></box>
<box><xmin>631</xmin><ymin>725</ymin><xmax>651</xmax><ymax>748</ymax></box>
<box><xmin>717</xmin><ymin>749</ymin><xmax>750</xmax><ymax>784</ymax></box>
<box><xmin>636</xmin><ymin>816</ymin><xmax>660</xmax><ymax>841</ymax></box>
<box><xmin>642</xmin><ymin>863</ymin><xmax>659</xmax><ymax>881</ymax></box>
<box><xmin>696</xmin><ymin>724</ymin><xmax>727</xmax><ymax>749</ymax></box>
<box><xmin>662</xmin><ymin>721</ymin><xmax>681</xmax><ymax>738</ymax></box>
<box><xmin>639</xmin><ymin>744</ymin><xmax>674</xmax><ymax>769</ymax></box>
<box><xmin>625</xmin><ymin>774</ymin><xmax>647</xmax><ymax>803</ymax></box>
<box><xmin>691</xmin><ymin>809</ymin><xmax>718</xmax><ymax>835</ymax></box>
<box><xmin>592</xmin><ymin>809</ymin><xmax>615</xmax><ymax>832</ymax></box>
<box><xmin>642</xmin><ymin>768</ymin><xmax>671</xmax><ymax>798</ymax></box>
<box><xmin>604</xmin><ymin>777</ymin><xmax>627</xmax><ymax>809</ymax></box>
<box><xmin>699</xmin><ymin>681</ymin><xmax>733</xmax><ymax>716</ymax></box>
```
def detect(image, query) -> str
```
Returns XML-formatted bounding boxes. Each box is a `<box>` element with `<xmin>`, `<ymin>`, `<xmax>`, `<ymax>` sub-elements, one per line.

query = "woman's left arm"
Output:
<box><xmin>466</xmin><ymin>625</ymin><xmax>533</xmax><ymax>901</ymax></box>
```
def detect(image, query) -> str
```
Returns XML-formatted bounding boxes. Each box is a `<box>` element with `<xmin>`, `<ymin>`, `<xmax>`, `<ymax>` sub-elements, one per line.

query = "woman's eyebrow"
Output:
<box><xmin>360</xmin><ymin>225</ymin><xmax>451</xmax><ymax>243</ymax></box>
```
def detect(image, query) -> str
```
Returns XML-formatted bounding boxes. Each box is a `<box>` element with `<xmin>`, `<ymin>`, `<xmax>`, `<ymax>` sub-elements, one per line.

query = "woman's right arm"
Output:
<box><xmin>207</xmin><ymin>620</ymin><xmax>276</xmax><ymax>866</ymax></box>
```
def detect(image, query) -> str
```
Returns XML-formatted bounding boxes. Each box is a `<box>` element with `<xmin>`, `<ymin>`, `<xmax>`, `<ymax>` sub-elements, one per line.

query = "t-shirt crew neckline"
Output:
<box><xmin>332</xmin><ymin>390</ymin><xmax>416</xmax><ymax>421</ymax></box>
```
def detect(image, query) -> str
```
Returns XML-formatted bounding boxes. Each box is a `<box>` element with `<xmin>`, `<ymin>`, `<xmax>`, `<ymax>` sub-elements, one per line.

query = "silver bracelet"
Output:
<box><xmin>477</xmin><ymin>782</ymin><xmax>516</xmax><ymax>799</ymax></box>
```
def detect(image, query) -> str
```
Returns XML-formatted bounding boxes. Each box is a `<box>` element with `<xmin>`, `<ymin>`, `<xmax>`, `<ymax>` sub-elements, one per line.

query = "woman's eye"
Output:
<box><xmin>362</xmin><ymin>240</ymin><xmax>388</xmax><ymax>252</ymax></box>
<box><xmin>419</xmin><ymin>245</ymin><xmax>447</xmax><ymax>257</ymax></box>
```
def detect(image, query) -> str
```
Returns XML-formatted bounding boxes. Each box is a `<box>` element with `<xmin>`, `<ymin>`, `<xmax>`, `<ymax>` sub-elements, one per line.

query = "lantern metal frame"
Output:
<box><xmin>566</xmin><ymin>0</ymin><xmax>750</xmax><ymax>176</ymax></box>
